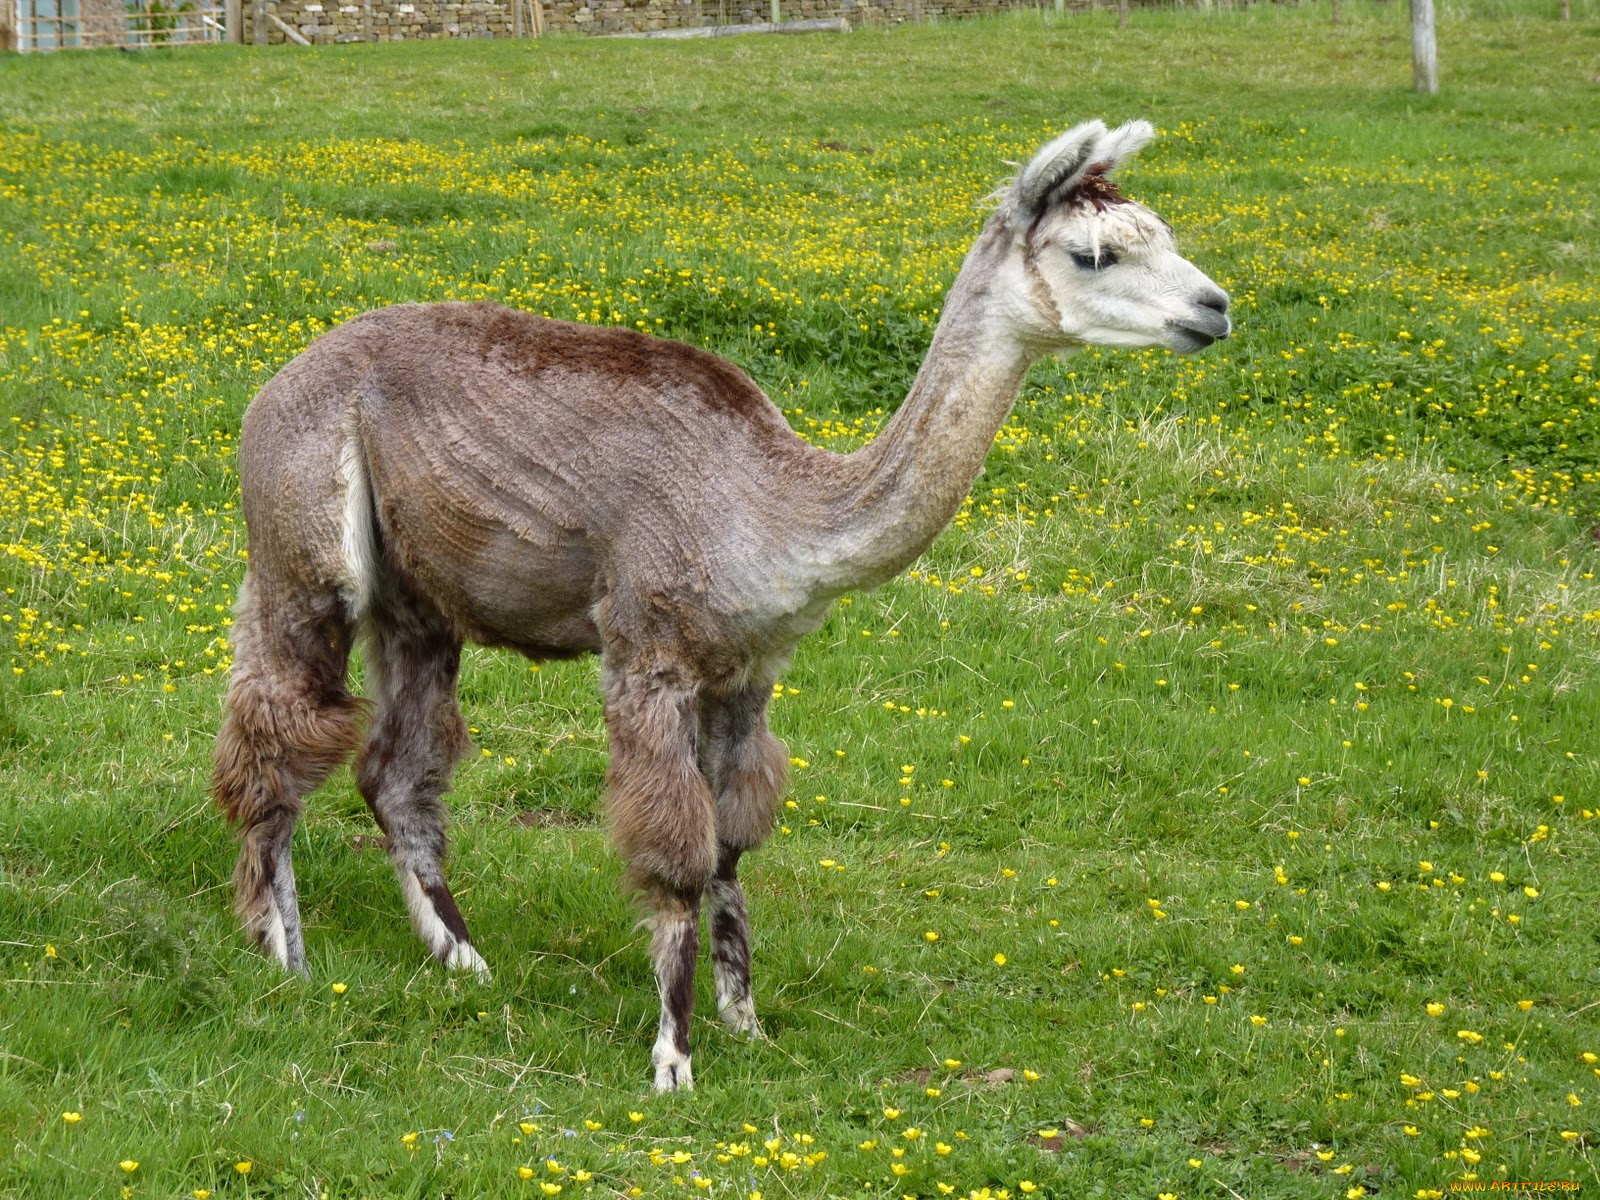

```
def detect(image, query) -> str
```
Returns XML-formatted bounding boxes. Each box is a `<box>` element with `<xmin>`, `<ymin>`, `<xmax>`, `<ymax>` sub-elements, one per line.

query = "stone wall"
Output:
<box><xmin>249</xmin><ymin>0</ymin><xmax>1045</xmax><ymax>42</ymax></box>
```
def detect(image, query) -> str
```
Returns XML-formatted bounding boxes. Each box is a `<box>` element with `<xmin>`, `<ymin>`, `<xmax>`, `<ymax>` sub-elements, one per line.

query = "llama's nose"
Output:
<box><xmin>1197</xmin><ymin>288</ymin><xmax>1230</xmax><ymax>317</ymax></box>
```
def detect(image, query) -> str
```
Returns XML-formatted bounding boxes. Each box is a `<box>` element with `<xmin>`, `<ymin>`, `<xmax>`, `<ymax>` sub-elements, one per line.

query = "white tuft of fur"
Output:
<box><xmin>262</xmin><ymin>900</ymin><xmax>289</xmax><ymax>969</ymax></box>
<box><xmin>399</xmin><ymin>869</ymin><xmax>488</xmax><ymax>979</ymax></box>
<box><xmin>445</xmin><ymin>939</ymin><xmax>493</xmax><ymax>983</ymax></box>
<box><xmin>718</xmin><ymin>993</ymin><xmax>762</xmax><ymax>1038</ymax></box>
<box><xmin>337</xmin><ymin>424</ymin><xmax>379</xmax><ymax>623</ymax></box>
<box><xmin>652</xmin><ymin>1034</ymin><xmax>694</xmax><ymax>1092</ymax></box>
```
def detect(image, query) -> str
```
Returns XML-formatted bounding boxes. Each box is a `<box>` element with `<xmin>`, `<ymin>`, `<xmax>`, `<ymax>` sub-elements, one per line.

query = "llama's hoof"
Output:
<box><xmin>444</xmin><ymin>940</ymin><xmax>493</xmax><ymax>984</ymax></box>
<box><xmin>653</xmin><ymin>1052</ymin><xmax>694</xmax><ymax>1093</ymax></box>
<box><xmin>719</xmin><ymin>998</ymin><xmax>763</xmax><ymax>1039</ymax></box>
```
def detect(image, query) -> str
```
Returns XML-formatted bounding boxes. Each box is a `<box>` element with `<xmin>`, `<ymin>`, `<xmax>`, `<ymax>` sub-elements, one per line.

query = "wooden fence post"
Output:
<box><xmin>225</xmin><ymin>0</ymin><xmax>242</xmax><ymax>40</ymax></box>
<box><xmin>1409</xmin><ymin>0</ymin><xmax>1437</xmax><ymax>94</ymax></box>
<box><xmin>1118</xmin><ymin>0</ymin><xmax>1128</xmax><ymax>27</ymax></box>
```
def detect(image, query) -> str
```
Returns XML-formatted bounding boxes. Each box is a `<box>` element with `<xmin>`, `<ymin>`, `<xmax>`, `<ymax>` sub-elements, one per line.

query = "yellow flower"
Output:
<box><xmin>1524</xmin><ymin>886</ymin><xmax>1539</xmax><ymax>899</ymax></box>
<box><xmin>924</xmin><ymin>931</ymin><xmax>939</xmax><ymax>943</ymax></box>
<box><xmin>628</xmin><ymin>1112</ymin><xmax>644</xmax><ymax>1122</ymax></box>
<box><xmin>1188</xmin><ymin>1157</ymin><xmax>1203</xmax><ymax>1167</ymax></box>
<box><xmin>519</xmin><ymin>1167</ymin><xmax>535</xmax><ymax>1180</ymax></box>
<box><xmin>1019</xmin><ymin>1184</ymin><xmax>1037</xmax><ymax>1194</ymax></box>
<box><xmin>194</xmin><ymin>1191</ymin><xmax>212</xmax><ymax>1199</ymax></box>
<box><xmin>520</xmin><ymin>1122</ymin><xmax>539</xmax><ymax>1135</ymax></box>
<box><xmin>1139</xmin><ymin>1117</ymin><xmax>1154</xmax><ymax>1127</ymax></box>
<box><xmin>992</xmin><ymin>953</ymin><xmax>1007</xmax><ymax>966</ymax></box>
<box><xmin>1250</xmin><ymin>1015</ymin><xmax>1267</xmax><ymax>1027</ymax></box>
<box><xmin>1516</xmin><ymin>1000</ymin><xmax>1533</xmax><ymax>1011</ymax></box>
<box><xmin>1404</xmin><ymin>1125</ymin><xmax>1420</xmax><ymax>1136</ymax></box>
<box><xmin>331</xmin><ymin>982</ymin><xmax>348</xmax><ymax>995</ymax></box>
<box><xmin>583</xmin><ymin>1119</ymin><xmax>602</xmax><ymax>1131</ymax></box>
<box><xmin>883</xmin><ymin>1107</ymin><xmax>901</xmax><ymax>1120</ymax></box>
<box><xmin>935</xmin><ymin>1142</ymin><xmax>952</xmax><ymax>1155</ymax></box>
<box><xmin>1234</xmin><ymin>900</ymin><xmax>1251</xmax><ymax>910</ymax></box>
<box><xmin>540</xmin><ymin>1185</ymin><xmax>562</xmax><ymax>1196</ymax></box>
<box><xmin>1023</xmin><ymin>1070</ymin><xmax>1040</xmax><ymax>1082</ymax></box>
<box><xmin>234</xmin><ymin>1161</ymin><xmax>252</xmax><ymax>1175</ymax></box>
<box><xmin>401</xmin><ymin>1131</ymin><xmax>419</xmax><ymax>1147</ymax></box>
<box><xmin>1317</xmin><ymin>1151</ymin><xmax>1335</xmax><ymax>1162</ymax></box>
<box><xmin>61</xmin><ymin>1112</ymin><xmax>82</xmax><ymax>1124</ymax></box>
<box><xmin>1425</xmin><ymin>1002</ymin><xmax>1445</xmax><ymax>1017</ymax></box>
<box><xmin>1203</xmin><ymin>995</ymin><xmax>1217</xmax><ymax>1005</ymax></box>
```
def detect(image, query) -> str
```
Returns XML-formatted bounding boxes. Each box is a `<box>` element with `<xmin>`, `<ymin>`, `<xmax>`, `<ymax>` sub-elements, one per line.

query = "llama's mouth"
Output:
<box><xmin>1168</xmin><ymin>308</ymin><xmax>1232</xmax><ymax>354</ymax></box>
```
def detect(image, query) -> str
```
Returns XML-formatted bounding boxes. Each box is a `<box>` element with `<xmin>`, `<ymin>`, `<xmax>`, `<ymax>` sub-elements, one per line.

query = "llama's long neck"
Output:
<box><xmin>818</xmin><ymin>218</ymin><xmax>1038</xmax><ymax>591</ymax></box>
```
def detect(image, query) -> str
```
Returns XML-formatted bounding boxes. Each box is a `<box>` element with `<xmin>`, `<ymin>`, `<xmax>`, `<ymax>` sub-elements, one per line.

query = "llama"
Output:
<box><xmin>211</xmin><ymin>119</ymin><xmax>1230</xmax><ymax>1091</ymax></box>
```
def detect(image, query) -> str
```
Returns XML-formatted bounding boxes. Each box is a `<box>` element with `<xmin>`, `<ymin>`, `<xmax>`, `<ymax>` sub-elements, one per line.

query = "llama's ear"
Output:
<box><xmin>1095</xmin><ymin>119</ymin><xmax>1156</xmax><ymax>171</ymax></box>
<box><xmin>1009</xmin><ymin>120</ymin><xmax>1107</xmax><ymax>223</ymax></box>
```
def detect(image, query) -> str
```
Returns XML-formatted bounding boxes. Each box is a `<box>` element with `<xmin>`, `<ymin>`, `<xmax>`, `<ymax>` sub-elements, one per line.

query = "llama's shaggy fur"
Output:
<box><xmin>211</xmin><ymin>120</ymin><xmax>1230</xmax><ymax>1089</ymax></box>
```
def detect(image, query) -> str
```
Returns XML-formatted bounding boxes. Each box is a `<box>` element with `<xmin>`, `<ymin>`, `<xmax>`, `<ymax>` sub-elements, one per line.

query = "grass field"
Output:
<box><xmin>3</xmin><ymin>4</ymin><xmax>1600</xmax><ymax>1197</ymax></box>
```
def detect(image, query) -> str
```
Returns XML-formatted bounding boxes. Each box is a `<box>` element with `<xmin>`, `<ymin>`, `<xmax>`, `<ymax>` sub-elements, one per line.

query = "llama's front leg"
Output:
<box><xmin>603</xmin><ymin>662</ymin><xmax>717</xmax><ymax>1091</ymax></box>
<box><xmin>648</xmin><ymin>886</ymin><xmax>701</xmax><ymax>1091</ymax></box>
<box><xmin>700</xmin><ymin>685</ymin><xmax>788</xmax><ymax>1037</ymax></box>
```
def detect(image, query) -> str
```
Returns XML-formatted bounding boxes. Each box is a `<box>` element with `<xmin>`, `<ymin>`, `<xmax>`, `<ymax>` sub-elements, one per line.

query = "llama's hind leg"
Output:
<box><xmin>212</xmin><ymin>575</ymin><xmax>363</xmax><ymax>974</ymax></box>
<box><xmin>603</xmin><ymin>662</ymin><xmax>718</xmax><ymax>1091</ymax></box>
<box><xmin>355</xmin><ymin>604</ymin><xmax>487</xmax><ymax>981</ymax></box>
<box><xmin>700</xmin><ymin>685</ymin><xmax>787</xmax><ymax>1037</ymax></box>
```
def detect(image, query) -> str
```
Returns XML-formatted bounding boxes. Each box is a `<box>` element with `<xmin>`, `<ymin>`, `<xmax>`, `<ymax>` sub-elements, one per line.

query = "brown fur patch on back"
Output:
<box><xmin>455</xmin><ymin>302</ymin><xmax>777</xmax><ymax>423</ymax></box>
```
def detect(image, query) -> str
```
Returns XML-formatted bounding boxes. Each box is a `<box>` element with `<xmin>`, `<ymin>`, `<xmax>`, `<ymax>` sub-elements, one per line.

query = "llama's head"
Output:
<box><xmin>996</xmin><ymin>120</ymin><xmax>1231</xmax><ymax>356</ymax></box>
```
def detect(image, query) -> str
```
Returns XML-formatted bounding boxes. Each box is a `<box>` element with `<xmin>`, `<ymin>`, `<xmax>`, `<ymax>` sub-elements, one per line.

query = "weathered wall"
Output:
<box><xmin>248</xmin><ymin>0</ymin><xmax>1042</xmax><ymax>42</ymax></box>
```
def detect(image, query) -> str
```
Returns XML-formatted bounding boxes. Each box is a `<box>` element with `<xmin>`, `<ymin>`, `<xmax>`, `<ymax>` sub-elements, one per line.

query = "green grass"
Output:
<box><xmin>3</xmin><ymin>5</ymin><xmax>1600</xmax><ymax>1197</ymax></box>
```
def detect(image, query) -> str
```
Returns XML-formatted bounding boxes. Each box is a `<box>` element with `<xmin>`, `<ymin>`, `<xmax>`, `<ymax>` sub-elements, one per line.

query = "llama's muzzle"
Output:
<box><xmin>1170</xmin><ymin>288</ymin><xmax>1232</xmax><ymax>352</ymax></box>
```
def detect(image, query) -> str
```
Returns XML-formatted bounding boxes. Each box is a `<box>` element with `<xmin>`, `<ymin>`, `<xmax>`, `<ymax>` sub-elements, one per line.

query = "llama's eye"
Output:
<box><xmin>1070</xmin><ymin>250</ymin><xmax>1119</xmax><ymax>271</ymax></box>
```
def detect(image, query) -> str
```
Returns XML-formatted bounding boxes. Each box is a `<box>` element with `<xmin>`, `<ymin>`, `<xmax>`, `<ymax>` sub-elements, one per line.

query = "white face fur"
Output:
<box><xmin>1002</xmin><ymin>120</ymin><xmax>1232</xmax><ymax>356</ymax></box>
